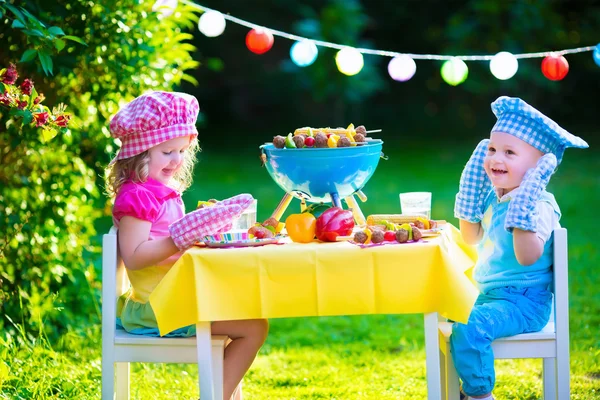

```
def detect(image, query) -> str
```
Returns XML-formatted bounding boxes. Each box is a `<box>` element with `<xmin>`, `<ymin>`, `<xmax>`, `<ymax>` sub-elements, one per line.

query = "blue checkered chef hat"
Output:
<box><xmin>491</xmin><ymin>96</ymin><xmax>588</xmax><ymax>164</ymax></box>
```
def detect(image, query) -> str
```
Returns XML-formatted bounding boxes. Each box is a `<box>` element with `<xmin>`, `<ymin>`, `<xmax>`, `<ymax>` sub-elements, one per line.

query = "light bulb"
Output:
<box><xmin>335</xmin><ymin>47</ymin><xmax>364</xmax><ymax>76</ymax></box>
<box><xmin>490</xmin><ymin>51</ymin><xmax>518</xmax><ymax>80</ymax></box>
<box><xmin>198</xmin><ymin>11</ymin><xmax>226</xmax><ymax>37</ymax></box>
<box><xmin>387</xmin><ymin>55</ymin><xmax>416</xmax><ymax>82</ymax></box>
<box><xmin>152</xmin><ymin>0</ymin><xmax>178</xmax><ymax>17</ymax></box>
<box><xmin>441</xmin><ymin>57</ymin><xmax>468</xmax><ymax>86</ymax></box>
<box><xmin>290</xmin><ymin>40</ymin><xmax>318</xmax><ymax>67</ymax></box>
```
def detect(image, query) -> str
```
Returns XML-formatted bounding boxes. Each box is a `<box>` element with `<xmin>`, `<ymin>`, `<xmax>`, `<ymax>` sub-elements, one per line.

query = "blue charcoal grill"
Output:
<box><xmin>259</xmin><ymin>139</ymin><xmax>384</xmax><ymax>224</ymax></box>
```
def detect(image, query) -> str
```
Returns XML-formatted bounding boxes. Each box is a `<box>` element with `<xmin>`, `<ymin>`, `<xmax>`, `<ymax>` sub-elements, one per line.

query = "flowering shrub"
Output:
<box><xmin>0</xmin><ymin>63</ymin><xmax>72</xmax><ymax>141</ymax></box>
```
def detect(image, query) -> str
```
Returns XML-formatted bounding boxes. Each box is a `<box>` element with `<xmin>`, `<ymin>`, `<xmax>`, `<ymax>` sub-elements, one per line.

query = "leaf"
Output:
<box><xmin>54</xmin><ymin>38</ymin><xmax>65</xmax><ymax>52</ymax></box>
<box><xmin>38</xmin><ymin>51</ymin><xmax>53</xmax><ymax>76</ymax></box>
<box><xmin>11</xmin><ymin>19</ymin><xmax>25</xmax><ymax>29</ymax></box>
<box><xmin>29</xmin><ymin>87</ymin><xmax>38</xmax><ymax>108</ymax></box>
<box><xmin>181</xmin><ymin>73</ymin><xmax>199</xmax><ymax>86</ymax></box>
<box><xmin>48</xmin><ymin>26</ymin><xmax>64</xmax><ymax>36</ymax></box>
<box><xmin>0</xmin><ymin>82</ymin><xmax>5</xmax><ymax>94</ymax></box>
<box><xmin>22</xmin><ymin>29</ymin><xmax>45</xmax><ymax>38</ymax></box>
<box><xmin>41</xmin><ymin>128</ymin><xmax>58</xmax><ymax>142</ymax></box>
<box><xmin>62</xmin><ymin>35</ymin><xmax>87</xmax><ymax>46</ymax></box>
<box><xmin>22</xmin><ymin>110</ymin><xmax>33</xmax><ymax>125</ymax></box>
<box><xmin>20</xmin><ymin>48</ymin><xmax>37</xmax><ymax>62</ymax></box>
<box><xmin>20</xmin><ymin>7</ymin><xmax>44</xmax><ymax>28</ymax></box>
<box><xmin>4</xmin><ymin>3</ymin><xmax>26</xmax><ymax>25</ymax></box>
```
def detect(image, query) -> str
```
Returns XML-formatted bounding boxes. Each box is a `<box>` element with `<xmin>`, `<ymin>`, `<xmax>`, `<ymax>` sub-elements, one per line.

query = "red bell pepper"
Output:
<box><xmin>315</xmin><ymin>207</ymin><xmax>355</xmax><ymax>242</ymax></box>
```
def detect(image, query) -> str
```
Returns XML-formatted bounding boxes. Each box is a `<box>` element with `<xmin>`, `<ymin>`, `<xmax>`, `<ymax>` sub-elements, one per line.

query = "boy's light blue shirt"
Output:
<box><xmin>474</xmin><ymin>188</ymin><xmax>561</xmax><ymax>293</ymax></box>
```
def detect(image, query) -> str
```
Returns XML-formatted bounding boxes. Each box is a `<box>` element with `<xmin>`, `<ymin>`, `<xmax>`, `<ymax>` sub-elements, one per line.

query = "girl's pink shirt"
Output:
<box><xmin>112</xmin><ymin>178</ymin><xmax>185</xmax><ymax>301</ymax></box>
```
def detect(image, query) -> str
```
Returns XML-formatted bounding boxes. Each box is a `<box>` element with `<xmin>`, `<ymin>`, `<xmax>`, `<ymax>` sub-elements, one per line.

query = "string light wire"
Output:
<box><xmin>183</xmin><ymin>1</ymin><xmax>597</xmax><ymax>61</ymax></box>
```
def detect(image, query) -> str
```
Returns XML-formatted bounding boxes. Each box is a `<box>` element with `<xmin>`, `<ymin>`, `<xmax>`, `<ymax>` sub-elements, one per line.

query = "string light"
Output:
<box><xmin>441</xmin><ymin>58</ymin><xmax>468</xmax><ymax>86</ymax></box>
<box><xmin>489</xmin><ymin>52</ymin><xmax>518</xmax><ymax>80</ymax></box>
<box><xmin>198</xmin><ymin>10</ymin><xmax>226</xmax><ymax>37</ymax></box>
<box><xmin>177</xmin><ymin>0</ymin><xmax>598</xmax><ymax>82</ymax></box>
<box><xmin>290</xmin><ymin>40</ymin><xmax>318</xmax><ymax>67</ymax></box>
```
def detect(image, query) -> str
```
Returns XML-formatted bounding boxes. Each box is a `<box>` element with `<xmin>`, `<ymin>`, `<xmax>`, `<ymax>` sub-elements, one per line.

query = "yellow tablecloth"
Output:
<box><xmin>149</xmin><ymin>224</ymin><xmax>478</xmax><ymax>336</ymax></box>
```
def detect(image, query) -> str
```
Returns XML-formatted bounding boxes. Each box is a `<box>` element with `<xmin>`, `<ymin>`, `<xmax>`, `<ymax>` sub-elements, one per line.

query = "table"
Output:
<box><xmin>149</xmin><ymin>224</ymin><xmax>478</xmax><ymax>400</ymax></box>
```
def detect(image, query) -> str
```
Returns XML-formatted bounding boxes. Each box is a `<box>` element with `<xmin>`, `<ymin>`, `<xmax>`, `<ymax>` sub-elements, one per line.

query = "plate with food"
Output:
<box><xmin>201</xmin><ymin>232</ymin><xmax>282</xmax><ymax>248</ymax></box>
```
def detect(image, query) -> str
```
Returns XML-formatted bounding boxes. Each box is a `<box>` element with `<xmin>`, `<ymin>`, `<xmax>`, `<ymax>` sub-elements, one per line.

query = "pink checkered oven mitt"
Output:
<box><xmin>214</xmin><ymin>193</ymin><xmax>255</xmax><ymax>210</ymax></box>
<box><xmin>169</xmin><ymin>204</ymin><xmax>243</xmax><ymax>250</ymax></box>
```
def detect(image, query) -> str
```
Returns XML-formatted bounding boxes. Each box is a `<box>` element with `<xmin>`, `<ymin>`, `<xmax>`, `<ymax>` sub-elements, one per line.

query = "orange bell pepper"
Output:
<box><xmin>285</xmin><ymin>212</ymin><xmax>317</xmax><ymax>243</ymax></box>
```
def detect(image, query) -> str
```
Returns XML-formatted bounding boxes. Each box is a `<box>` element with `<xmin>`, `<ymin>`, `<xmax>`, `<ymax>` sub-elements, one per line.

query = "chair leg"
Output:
<box><xmin>440</xmin><ymin>349</ymin><xmax>447</xmax><ymax>400</ymax></box>
<box><xmin>445</xmin><ymin>350</ymin><xmax>460</xmax><ymax>400</ymax></box>
<box><xmin>424</xmin><ymin>313</ymin><xmax>442</xmax><ymax>400</ymax></box>
<box><xmin>115</xmin><ymin>362</ymin><xmax>130</xmax><ymax>400</ymax></box>
<box><xmin>101</xmin><ymin>357</ymin><xmax>115</xmax><ymax>400</ymax></box>
<box><xmin>232</xmin><ymin>382</ymin><xmax>243</xmax><ymax>400</ymax></box>
<box><xmin>556</xmin><ymin>353</ymin><xmax>570</xmax><ymax>400</ymax></box>
<box><xmin>197</xmin><ymin>322</ymin><xmax>217</xmax><ymax>400</ymax></box>
<box><xmin>543</xmin><ymin>358</ymin><xmax>557</xmax><ymax>400</ymax></box>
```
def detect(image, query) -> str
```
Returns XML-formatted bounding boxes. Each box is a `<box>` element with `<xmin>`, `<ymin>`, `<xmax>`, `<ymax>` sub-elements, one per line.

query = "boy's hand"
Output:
<box><xmin>505</xmin><ymin>153</ymin><xmax>557</xmax><ymax>232</ymax></box>
<box><xmin>454</xmin><ymin>139</ymin><xmax>492</xmax><ymax>223</ymax></box>
<box><xmin>169</xmin><ymin>204</ymin><xmax>243</xmax><ymax>250</ymax></box>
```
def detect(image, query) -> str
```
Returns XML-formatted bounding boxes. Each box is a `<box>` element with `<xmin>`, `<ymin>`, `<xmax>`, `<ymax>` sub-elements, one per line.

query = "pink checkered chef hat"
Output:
<box><xmin>109</xmin><ymin>91</ymin><xmax>199</xmax><ymax>163</ymax></box>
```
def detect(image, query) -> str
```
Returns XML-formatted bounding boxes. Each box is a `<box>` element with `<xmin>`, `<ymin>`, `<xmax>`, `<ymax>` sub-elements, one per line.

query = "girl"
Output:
<box><xmin>105</xmin><ymin>91</ymin><xmax>269</xmax><ymax>399</ymax></box>
<box><xmin>452</xmin><ymin>96</ymin><xmax>588</xmax><ymax>399</ymax></box>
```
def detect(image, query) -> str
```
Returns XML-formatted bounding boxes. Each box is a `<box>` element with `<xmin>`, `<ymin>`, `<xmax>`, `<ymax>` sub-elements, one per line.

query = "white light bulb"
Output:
<box><xmin>490</xmin><ymin>51</ymin><xmax>518</xmax><ymax>80</ymax></box>
<box><xmin>335</xmin><ymin>47</ymin><xmax>364</xmax><ymax>76</ymax></box>
<box><xmin>387</xmin><ymin>55</ymin><xmax>416</xmax><ymax>82</ymax></box>
<box><xmin>290</xmin><ymin>40</ymin><xmax>318</xmax><ymax>67</ymax></box>
<box><xmin>152</xmin><ymin>0</ymin><xmax>178</xmax><ymax>17</ymax></box>
<box><xmin>198</xmin><ymin>11</ymin><xmax>226</xmax><ymax>37</ymax></box>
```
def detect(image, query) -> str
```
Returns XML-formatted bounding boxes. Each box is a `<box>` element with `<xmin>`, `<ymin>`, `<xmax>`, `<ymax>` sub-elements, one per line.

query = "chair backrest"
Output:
<box><xmin>102</xmin><ymin>227</ymin><xmax>130</xmax><ymax>347</ymax></box>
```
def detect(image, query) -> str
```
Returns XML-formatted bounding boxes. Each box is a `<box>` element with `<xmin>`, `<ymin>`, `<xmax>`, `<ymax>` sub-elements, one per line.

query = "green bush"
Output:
<box><xmin>0</xmin><ymin>0</ymin><xmax>201</xmax><ymax>340</ymax></box>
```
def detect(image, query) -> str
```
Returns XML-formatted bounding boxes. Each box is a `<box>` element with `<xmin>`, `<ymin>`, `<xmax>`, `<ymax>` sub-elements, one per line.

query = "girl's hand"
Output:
<box><xmin>454</xmin><ymin>139</ymin><xmax>492</xmax><ymax>223</ymax></box>
<box><xmin>505</xmin><ymin>153</ymin><xmax>557</xmax><ymax>232</ymax></box>
<box><xmin>169</xmin><ymin>204</ymin><xmax>243</xmax><ymax>250</ymax></box>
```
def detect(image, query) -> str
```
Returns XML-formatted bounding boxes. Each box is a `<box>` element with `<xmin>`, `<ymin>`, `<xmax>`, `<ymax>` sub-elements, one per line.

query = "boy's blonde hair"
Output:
<box><xmin>105</xmin><ymin>139</ymin><xmax>200</xmax><ymax>197</ymax></box>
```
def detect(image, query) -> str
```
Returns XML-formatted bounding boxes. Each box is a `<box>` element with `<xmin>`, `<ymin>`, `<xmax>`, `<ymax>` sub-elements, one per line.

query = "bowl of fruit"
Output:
<box><xmin>260</xmin><ymin>124</ymin><xmax>384</xmax><ymax>203</ymax></box>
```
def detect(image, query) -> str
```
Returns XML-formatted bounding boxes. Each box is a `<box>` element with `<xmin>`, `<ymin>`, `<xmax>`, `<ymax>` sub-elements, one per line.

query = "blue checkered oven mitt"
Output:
<box><xmin>454</xmin><ymin>139</ymin><xmax>492</xmax><ymax>223</ymax></box>
<box><xmin>505</xmin><ymin>153</ymin><xmax>557</xmax><ymax>232</ymax></box>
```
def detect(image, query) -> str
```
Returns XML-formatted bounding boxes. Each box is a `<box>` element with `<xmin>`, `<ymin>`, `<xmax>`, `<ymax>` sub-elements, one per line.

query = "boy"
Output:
<box><xmin>452</xmin><ymin>96</ymin><xmax>588</xmax><ymax>399</ymax></box>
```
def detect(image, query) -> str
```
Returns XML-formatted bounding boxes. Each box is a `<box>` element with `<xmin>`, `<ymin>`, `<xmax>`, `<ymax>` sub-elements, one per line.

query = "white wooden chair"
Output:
<box><xmin>102</xmin><ymin>227</ymin><xmax>240</xmax><ymax>400</ymax></box>
<box><xmin>425</xmin><ymin>227</ymin><xmax>570</xmax><ymax>400</ymax></box>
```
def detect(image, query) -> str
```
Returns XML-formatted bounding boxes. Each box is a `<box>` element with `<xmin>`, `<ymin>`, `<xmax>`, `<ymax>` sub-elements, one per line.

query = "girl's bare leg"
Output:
<box><xmin>211</xmin><ymin>319</ymin><xmax>269</xmax><ymax>399</ymax></box>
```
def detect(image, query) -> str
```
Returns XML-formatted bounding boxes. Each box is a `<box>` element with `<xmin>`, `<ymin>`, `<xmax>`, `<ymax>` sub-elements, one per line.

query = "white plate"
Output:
<box><xmin>204</xmin><ymin>238</ymin><xmax>281</xmax><ymax>248</ymax></box>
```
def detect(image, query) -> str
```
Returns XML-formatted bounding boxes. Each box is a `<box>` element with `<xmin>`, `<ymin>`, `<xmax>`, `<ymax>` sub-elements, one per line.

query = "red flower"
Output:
<box><xmin>34</xmin><ymin>112</ymin><xmax>49</xmax><ymax>127</ymax></box>
<box><xmin>17</xmin><ymin>100</ymin><xmax>28</xmax><ymax>109</ymax></box>
<box><xmin>1</xmin><ymin>63</ymin><xmax>18</xmax><ymax>85</ymax></box>
<box><xmin>55</xmin><ymin>114</ymin><xmax>71</xmax><ymax>127</ymax></box>
<box><xmin>34</xmin><ymin>93</ymin><xmax>45</xmax><ymax>105</ymax></box>
<box><xmin>20</xmin><ymin>79</ymin><xmax>34</xmax><ymax>95</ymax></box>
<box><xmin>0</xmin><ymin>94</ymin><xmax>11</xmax><ymax>106</ymax></box>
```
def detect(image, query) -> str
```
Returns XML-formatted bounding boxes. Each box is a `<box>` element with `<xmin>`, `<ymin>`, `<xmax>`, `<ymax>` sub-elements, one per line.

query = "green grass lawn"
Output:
<box><xmin>2</xmin><ymin>139</ymin><xmax>599</xmax><ymax>399</ymax></box>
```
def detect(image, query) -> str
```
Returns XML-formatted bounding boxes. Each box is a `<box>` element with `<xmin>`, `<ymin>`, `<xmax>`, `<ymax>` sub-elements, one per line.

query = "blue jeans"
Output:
<box><xmin>449</xmin><ymin>286</ymin><xmax>552</xmax><ymax>396</ymax></box>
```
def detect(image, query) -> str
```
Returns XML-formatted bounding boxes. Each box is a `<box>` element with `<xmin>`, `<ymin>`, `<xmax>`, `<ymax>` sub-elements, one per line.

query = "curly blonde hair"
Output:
<box><xmin>105</xmin><ymin>138</ymin><xmax>200</xmax><ymax>198</ymax></box>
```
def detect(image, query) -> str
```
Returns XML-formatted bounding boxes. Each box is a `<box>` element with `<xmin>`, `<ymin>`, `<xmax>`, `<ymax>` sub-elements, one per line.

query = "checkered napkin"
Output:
<box><xmin>169</xmin><ymin>204</ymin><xmax>243</xmax><ymax>250</ymax></box>
<box><xmin>505</xmin><ymin>153</ymin><xmax>557</xmax><ymax>232</ymax></box>
<box><xmin>454</xmin><ymin>139</ymin><xmax>492</xmax><ymax>223</ymax></box>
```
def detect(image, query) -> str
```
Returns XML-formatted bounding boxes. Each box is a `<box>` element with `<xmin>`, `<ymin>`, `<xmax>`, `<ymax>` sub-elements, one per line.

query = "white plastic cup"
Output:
<box><xmin>399</xmin><ymin>192</ymin><xmax>431</xmax><ymax>219</ymax></box>
<box><xmin>232</xmin><ymin>199</ymin><xmax>258</xmax><ymax>230</ymax></box>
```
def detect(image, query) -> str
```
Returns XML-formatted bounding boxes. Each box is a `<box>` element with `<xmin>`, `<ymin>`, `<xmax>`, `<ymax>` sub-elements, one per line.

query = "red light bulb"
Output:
<box><xmin>246</xmin><ymin>28</ymin><xmax>274</xmax><ymax>55</ymax></box>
